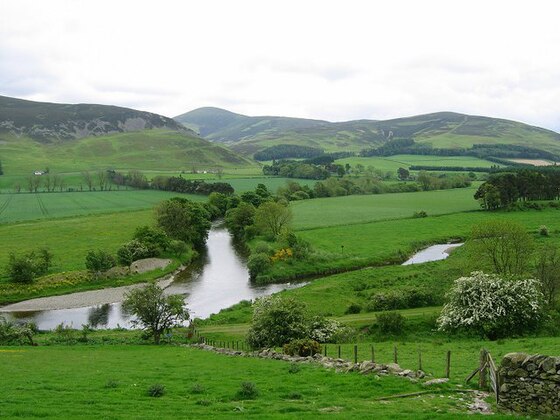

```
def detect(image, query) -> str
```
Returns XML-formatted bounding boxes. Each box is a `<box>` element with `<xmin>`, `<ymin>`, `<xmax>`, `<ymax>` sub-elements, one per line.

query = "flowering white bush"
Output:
<box><xmin>437</xmin><ymin>271</ymin><xmax>543</xmax><ymax>339</ymax></box>
<box><xmin>308</xmin><ymin>316</ymin><xmax>341</xmax><ymax>343</ymax></box>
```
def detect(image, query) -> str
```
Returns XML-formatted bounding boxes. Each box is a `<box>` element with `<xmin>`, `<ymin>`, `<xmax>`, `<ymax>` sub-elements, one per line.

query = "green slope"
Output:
<box><xmin>0</xmin><ymin>129</ymin><xmax>257</xmax><ymax>175</ymax></box>
<box><xmin>175</xmin><ymin>108</ymin><xmax>560</xmax><ymax>157</ymax></box>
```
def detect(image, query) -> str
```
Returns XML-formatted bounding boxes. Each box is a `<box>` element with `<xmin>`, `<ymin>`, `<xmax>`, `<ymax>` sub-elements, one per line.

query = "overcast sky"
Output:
<box><xmin>1</xmin><ymin>0</ymin><xmax>559</xmax><ymax>130</ymax></box>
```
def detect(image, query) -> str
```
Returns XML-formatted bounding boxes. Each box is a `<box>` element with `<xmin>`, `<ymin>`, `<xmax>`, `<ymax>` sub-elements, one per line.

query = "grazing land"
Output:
<box><xmin>336</xmin><ymin>155</ymin><xmax>502</xmax><ymax>173</ymax></box>
<box><xmin>0</xmin><ymin>190</ymin><xmax>204</xmax><ymax>223</ymax></box>
<box><xmin>291</xmin><ymin>186</ymin><xmax>481</xmax><ymax>230</ymax></box>
<box><xmin>0</xmin><ymin>344</ymin><xmax>528</xmax><ymax>418</ymax></box>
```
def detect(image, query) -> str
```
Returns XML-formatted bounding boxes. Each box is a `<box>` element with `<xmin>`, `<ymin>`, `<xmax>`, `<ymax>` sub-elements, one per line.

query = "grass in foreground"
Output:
<box><xmin>0</xmin><ymin>344</ymin><xmax>514</xmax><ymax>418</ymax></box>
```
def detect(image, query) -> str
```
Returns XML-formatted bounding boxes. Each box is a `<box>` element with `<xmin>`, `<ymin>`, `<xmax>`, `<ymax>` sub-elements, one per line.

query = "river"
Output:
<box><xmin>2</xmin><ymin>226</ymin><xmax>306</xmax><ymax>330</ymax></box>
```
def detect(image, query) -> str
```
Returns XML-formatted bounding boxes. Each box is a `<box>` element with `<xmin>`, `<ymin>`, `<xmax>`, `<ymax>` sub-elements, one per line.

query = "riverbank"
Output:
<box><xmin>0</xmin><ymin>276</ymin><xmax>176</xmax><ymax>312</ymax></box>
<box><xmin>0</xmin><ymin>256</ymin><xmax>189</xmax><ymax>306</ymax></box>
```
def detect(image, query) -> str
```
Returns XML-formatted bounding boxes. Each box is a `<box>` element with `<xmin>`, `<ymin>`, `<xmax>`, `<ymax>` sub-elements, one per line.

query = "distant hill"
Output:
<box><xmin>0</xmin><ymin>95</ymin><xmax>194</xmax><ymax>141</ymax></box>
<box><xmin>175</xmin><ymin>108</ymin><xmax>560</xmax><ymax>157</ymax></box>
<box><xmin>0</xmin><ymin>96</ymin><xmax>256</xmax><ymax>175</ymax></box>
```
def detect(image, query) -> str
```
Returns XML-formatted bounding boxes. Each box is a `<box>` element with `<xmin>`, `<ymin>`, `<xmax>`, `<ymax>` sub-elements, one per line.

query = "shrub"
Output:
<box><xmin>375</xmin><ymin>312</ymin><xmax>406</xmax><ymax>334</ymax></box>
<box><xmin>539</xmin><ymin>225</ymin><xmax>550</xmax><ymax>236</ymax></box>
<box><xmin>253</xmin><ymin>242</ymin><xmax>272</xmax><ymax>255</ymax></box>
<box><xmin>168</xmin><ymin>239</ymin><xmax>188</xmax><ymax>257</ymax></box>
<box><xmin>413</xmin><ymin>210</ymin><xmax>428</xmax><ymax>218</ymax></box>
<box><xmin>6</xmin><ymin>249</ymin><xmax>53</xmax><ymax>284</ymax></box>
<box><xmin>437</xmin><ymin>271</ymin><xmax>543</xmax><ymax>339</ymax></box>
<box><xmin>104</xmin><ymin>380</ymin><xmax>119</xmax><ymax>389</ymax></box>
<box><xmin>235</xmin><ymin>381</ymin><xmax>258</xmax><ymax>400</ymax></box>
<box><xmin>247</xmin><ymin>252</ymin><xmax>271</xmax><ymax>280</ymax></box>
<box><xmin>85</xmin><ymin>249</ymin><xmax>116</xmax><ymax>278</ymax></box>
<box><xmin>246</xmin><ymin>296</ymin><xmax>308</xmax><ymax>348</ymax></box>
<box><xmin>116</xmin><ymin>240</ymin><xmax>150</xmax><ymax>266</ymax></box>
<box><xmin>190</xmin><ymin>383</ymin><xmax>205</xmax><ymax>394</ymax></box>
<box><xmin>307</xmin><ymin>316</ymin><xmax>341</xmax><ymax>343</ymax></box>
<box><xmin>367</xmin><ymin>289</ymin><xmax>438</xmax><ymax>312</ymax></box>
<box><xmin>147</xmin><ymin>383</ymin><xmax>165</xmax><ymax>397</ymax></box>
<box><xmin>288</xmin><ymin>363</ymin><xmax>301</xmax><ymax>374</ymax></box>
<box><xmin>0</xmin><ymin>316</ymin><xmax>36</xmax><ymax>345</ymax></box>
<box><xmin>283</xmin><ymin>339</ymin><xmax>321</xmax><ymax>357</ymax></box>
<box><xmin>133</xmin><ymin>226</ymin><xmax>170</xmax><ymax>256</ymax></box>
<box><xmin>345</xmin><ymin>303</ymin><xmax>362</xmax><ymax>314</ymax></box>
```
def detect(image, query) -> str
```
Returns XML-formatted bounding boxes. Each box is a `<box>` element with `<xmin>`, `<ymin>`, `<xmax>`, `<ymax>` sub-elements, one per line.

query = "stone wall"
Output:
<box><xmin>498</xmin><ymin>352</ymin><xmax>560</xmax><ymax>416</ymax></box>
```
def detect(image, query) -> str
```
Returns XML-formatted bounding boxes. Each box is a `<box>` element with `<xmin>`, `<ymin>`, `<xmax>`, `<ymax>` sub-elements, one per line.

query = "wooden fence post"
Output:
<box><xmin>338</xmin><ymin>345</ymin><xmax>341</xmax><ymax>359</ymax></box>
<box><xmin>354</xmin><ymin>345</ymin><xmax>358</xmax><ymax>364</ymax></box>
<box><xmin>418</xmin><ymin>350</ymin><xmax>423</xmax><ymax>371</ymax></box>
<box><xmin>324</xmin><ymin>345</ymin><xmax>327</xmax><ymax>357</ymax></box>
<box><xmin>445</xmin><ymin>350</ymin><xmax>451</xmax><ymax>378</ymax></box>
<box><xmin>371</xmin><ymin>345</ymin><xmax>375</xmax><ymax>363</ymax></box>
<box><xmin>393</xmin><ymin>345</ymin><xmax>398</xmax><ymax>364</ymax></box>
<box><xmin>479</xmin><ymin>349</ymin><xmax>488</xmax><ymax>389</ymax></box>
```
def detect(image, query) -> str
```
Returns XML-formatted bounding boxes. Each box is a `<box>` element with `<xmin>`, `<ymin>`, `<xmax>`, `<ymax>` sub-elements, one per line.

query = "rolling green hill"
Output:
<box><xmin>175</xmin><ymin>108</ymin><xmax>560</xmax><ymax>157</ymax></box>
<box><xmin>0</xmin><ymin>96</ymin><xmax>257</xmax><ymax>175</ymax></box>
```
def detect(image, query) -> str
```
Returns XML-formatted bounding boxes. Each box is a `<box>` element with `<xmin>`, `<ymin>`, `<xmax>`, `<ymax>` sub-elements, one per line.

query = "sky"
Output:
<box><xmin>1</xmin><ymin>0</ymin><xmax>560</xmax><ymax>131</ymax></box>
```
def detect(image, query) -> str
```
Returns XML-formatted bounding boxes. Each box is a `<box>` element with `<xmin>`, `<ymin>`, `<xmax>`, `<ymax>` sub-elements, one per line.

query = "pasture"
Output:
<box><xmin>0</xmin><ymin>343</ymin><xmax>530</xmax><ymax>418</ymax></box>
<box><xmin>291</xmin><ymin>186</ymin><xmax>481</xmax><ymax>230</ymax></box>
<box><xmin>0</xmin><ymin>190</ymin><xmax>203</xmax><ymax>224</ymax></box>
<box><xmin>335</xmin><ymin>155</ymin><xmax>502</xmax><ymax>173</ymax></box>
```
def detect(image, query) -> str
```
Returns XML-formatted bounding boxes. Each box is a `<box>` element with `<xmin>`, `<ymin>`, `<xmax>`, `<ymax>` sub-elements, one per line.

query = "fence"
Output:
<box><xmin>193</xmin><ymin>332</ymin><xmax>454</xmax><ymax>378</ymax></box>
<box><xmin>465</xmin><ymin>348</ymin><xmax>500</xmax><ymax>403</ymax></box>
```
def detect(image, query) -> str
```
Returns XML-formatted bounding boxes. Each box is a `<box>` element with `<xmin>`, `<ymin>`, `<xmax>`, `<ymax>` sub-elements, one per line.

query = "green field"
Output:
<box><xmin>336</xmin><ymin>155</ymin><xmax>502</xmax><ymax>173</ymax></box>
<box><xmin>0</xmin><ymin>130</ymin><xmax>258</xmax><ymax>176</ymax></box>
<box><xmin>0</xmin><ymin>343</ymin><xmax>536</xmax><ymax>418</ymax></box>
<box><xmin>0</xmin><ymin>210</ymin><xmax>154</xmax><ymax>275</ymax></box>
<box><xmin>291</xmin><ymin>186</ymin><xmax>481</xmax><ymax>230</ymax></box>
<box><xmin>0</xmin><ymin>190</ymin><xmax>204</xmax><ymax>224</ymax></box>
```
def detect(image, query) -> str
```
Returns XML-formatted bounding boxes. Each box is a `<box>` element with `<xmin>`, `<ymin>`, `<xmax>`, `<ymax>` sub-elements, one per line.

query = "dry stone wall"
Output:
<box><xmin>498</xmin><ymin>352</ymin><xmax>560</xmax><ymax>416</ymax></box>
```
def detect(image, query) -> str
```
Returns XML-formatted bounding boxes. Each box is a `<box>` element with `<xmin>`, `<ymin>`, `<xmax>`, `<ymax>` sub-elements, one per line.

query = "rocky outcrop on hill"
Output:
<box><xmin>0</xmin><ymin>95</ymin><xmax>195</xmax><ymax>141</ymax></box>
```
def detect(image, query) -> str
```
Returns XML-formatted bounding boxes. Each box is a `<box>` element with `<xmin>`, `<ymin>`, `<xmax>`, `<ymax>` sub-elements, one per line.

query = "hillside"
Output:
<box><xmin>0</xmin><ymin>96</ymin><xmax>256</xmax><ymax>175</ymax></box>
<box><xmin>175</xmin><ymin>108</ymin><xmax>560</xmax><ymax>157</ymax></box>
<box><xmin>0</xmin><ymin>95</ymin><xmax>193</xmax><ymax>141</ymax></box>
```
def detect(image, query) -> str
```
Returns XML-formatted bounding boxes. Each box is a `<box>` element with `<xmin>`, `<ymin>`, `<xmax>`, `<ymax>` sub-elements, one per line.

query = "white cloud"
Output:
<box><xmin>1</xmin><ymin>0</ymin><xmax>559</xmax><ymax>130</ymax></box>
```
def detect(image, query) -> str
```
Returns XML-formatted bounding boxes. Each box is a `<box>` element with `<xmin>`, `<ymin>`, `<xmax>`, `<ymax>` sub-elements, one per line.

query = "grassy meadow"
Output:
<box><xmin>291</xmin><ymin>186</ymin><xmax>481</xmax><ymax>230</ymax></box>
<box><xmin>336</xmin><ymin>154</ymin><xmax>502</xmax><ymax>173</ymax></box>
<box><xmin>0</xmin><ymin>344</ymin><xmax>525</xmax><ymax>419</ymax></box>
<box><xmin>0</xmin><ymin>190</ymin><xmax>204</xmax><ymax>223</ymax></box>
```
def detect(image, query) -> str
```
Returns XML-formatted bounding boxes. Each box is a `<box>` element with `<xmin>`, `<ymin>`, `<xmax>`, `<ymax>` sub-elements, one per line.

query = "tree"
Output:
<box><xmin>397</xmin><ymin>167</ymin><xmax>409</xmax><ymax>180</ymax></box>
<box><xmin>97</xmin><ymin>170</ymin><xmax>109</xmax><ymax>191</ymax></box>
<box><xmin>133</xmin><ymin>225</ymin><xmax>170</xmax><ymax>256</ymax></box>
<box><xmin>123</xmin><ymin>283</ymin><xmax>189</xmax><ymax>344</ymax></box>
<box><xmin>535</xmin><ymin>244</ymin><xmax>560</xmax><ymax>308</ymax></box>
<box><xmin>255</xmin><ymin>201</ymin><xmax>293</xmax><ymax>237</ymax></box>
<box><xmin>82</xmin><ymin>171</ymin><xmax>94</xmax><ymax>191</ymax></box>
<box><xmin>246</xmin><ymin>296</ymin><xmax>308</xmax><ymax>348</ymax></box>
<box><xmin>155</xmin><ymin>198</ymin><xmax>211</xmax><ymax>248</ymax></box>
<box><xmin>225</xmin><ymin>202</ymin><xmax>256</xmax><ymax>239</ymax></box>
<box><xmin>469</xmin><ymin>220</ymin><xmax>533</xmax><ymax>277</ymax></box>
<box><xmin>0</xmin><ymin>160</ymin><xmax>3</xmax><ymax>175</ymax></box>
<box><xmin>437</xmin><ymin>272</ymin><xmax>543</xmax><ymax>339</ymax></box>
<box><xmin>117</xmin><ymin>240</ymin><xmax>150</xmax><ymax>266</ymax></box>
<box><xmin>85</xmin><ymin>249</ymin><xmax>116</xmax><ymax>278</ymax></box>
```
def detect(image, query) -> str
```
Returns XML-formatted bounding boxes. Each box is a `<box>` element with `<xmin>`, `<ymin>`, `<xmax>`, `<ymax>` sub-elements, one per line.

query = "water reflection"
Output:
<box><xmin>2</xmin><ymin>226</ymin><xmax>306</xmax><ymax>330</ymax></box>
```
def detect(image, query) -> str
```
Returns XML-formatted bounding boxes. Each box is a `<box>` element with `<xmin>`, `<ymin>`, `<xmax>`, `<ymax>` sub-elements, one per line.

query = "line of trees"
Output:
<box><xmin>474</xmin><ymin>169</ymin><xmax>560</xmax><ymax>210</ymax></box>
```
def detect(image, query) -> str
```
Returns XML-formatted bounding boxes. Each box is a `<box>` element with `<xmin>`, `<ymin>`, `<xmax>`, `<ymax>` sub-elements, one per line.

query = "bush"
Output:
<box><xmin>345</xmin><ymin>303</ymin><xmax>362</xmax><ymax>314</ymax></box>
<box><xmin>116</xmin><ymin>240</ymin><xmax>150</xmax><ymax>266</ymax></box>
<box><xmin>133</xmin><ymin>226</ymin><xmax>170</xmax><ymax>256</ymax></box>
<box><xmin>247</xmin><ymin>252</ymin><xmax>271</xmax><ymax>280</ymax></box>
<box><xmin>190</xmin><ymin>383</ymin><xmax>205</xmax><ymax>394</ymax></box>
<box><xmin>307</xmin><ymin>316</ymin><xmax>341</xmax><ymax>343</ymax></box>
<box><xmin>375</xmin><ymin>312</ymin><xmax>406</xmax><ymax>334</ymax></box>
<box><xmin>147</xmin><ymin>383</ymin><xmax>166</xmax><ymax>397</ymax></box>
<box><xmin>367</xmin><ymin>289</ymin><xmax>438</xmax><ymax>311</ymax></box>
<box><xmin>437</xmin><ymin>271</ymin><xmax>543</xmax><ymax>339</ymax></box>
<box><xmin>168</xmin><ymin>239</ymin><xmax>188</xmax><ymax>257</ymax></box>
<box><xmin>246</xmin><ymin>296</ymin><xmax>308</xmax><ymax>348</ymax></box>
<box><xmin>235</xmin><ymin>381</ymin><xmax>258</xmax><ymax>400</ymax></box>
<box><xmin>85</xmin><ymin>249</ymin><xmax>116</xmax><ymax>278</ymax></box>
<box><xmin>413</xmin><ymin>210</ymin><xmax>428</xmax><ymax>218</ymax></box>
<box><xmin>287</xmin><ymin>363</ymin><xmax>301</xmax><ymax>374</ymax></box>
<box><xmin>0</xmin><ymin>316</ymin><xmax>36</xmax><ymax>345</ymax></box>
<box><xmin>283</xmin><ymin>339</ymin><xmax>321</xmax><ymax>357</ymax></box>
<box><xmin>6</xmin><ymin>249</ymin><xmax>53</xmax><ymax>283</ymax></box>
<box><xmin>539</xmin><ymin>225</ymin><xmax>550</xmax><ymax>236</ymax></box>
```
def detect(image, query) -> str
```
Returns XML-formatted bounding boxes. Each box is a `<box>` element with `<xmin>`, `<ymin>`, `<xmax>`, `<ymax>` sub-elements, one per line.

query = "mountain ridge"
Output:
<box><xmin>0</xmin><ymin>95</ymin><xmax>195</xmax><ymax>142</ymax></box>
<box><xmin>175</xmin><ymin>107</ymin><xmax>560</xmax><ymax>157</ymax></box>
